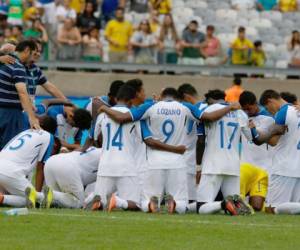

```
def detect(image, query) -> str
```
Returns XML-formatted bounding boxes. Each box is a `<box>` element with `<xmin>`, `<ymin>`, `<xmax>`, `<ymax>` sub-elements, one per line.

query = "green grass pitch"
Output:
<box><xmin>1</xmin><ymin>209</ymin><xmax>300</xmax><ymax>250</ymax></box>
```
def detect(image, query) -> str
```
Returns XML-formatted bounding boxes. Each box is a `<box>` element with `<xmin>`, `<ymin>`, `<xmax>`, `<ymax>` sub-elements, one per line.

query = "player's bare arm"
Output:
<box><xmin>201</xmin><ymin>102</ymin><xmax>241</xmax><ymax>122</ymax></box>
<box><xmin>144</xmin><ymin>138</ymin><xmax>186</xmax><ymax>154</ymax></box>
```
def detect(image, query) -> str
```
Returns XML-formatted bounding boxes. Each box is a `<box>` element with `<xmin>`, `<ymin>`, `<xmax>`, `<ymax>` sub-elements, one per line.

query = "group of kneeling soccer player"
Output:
<box><xmin>1</xmin><ymin>78</ymin><xmax>300</xmax><ymax>216</ymax></box>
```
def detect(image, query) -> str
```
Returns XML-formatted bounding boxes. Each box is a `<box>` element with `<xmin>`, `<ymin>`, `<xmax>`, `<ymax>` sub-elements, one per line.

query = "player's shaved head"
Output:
<box><xmin>39</xmin><ymin>116</ymin><xmax>57</xmax><ymax>135</ymax></box>
<box><xmin>161</xmin><ymin>88</ymin><xmax>179</xmax><ymax>99</ymax></box>
<box><xmin>239</xmin><ymin>91</ymin><xmax>257</xmax><ymax>106</ymax></box>
<box><xmin>177</xmin><ymin>83</ymin><xmax>198</xmax><ymax>100</ymax></box>
<box><xmin>204</xmin><ymin>89</ymin><xmax>225</xmax><ymax>104</ymax></box>
<box><xmin>108</xmin><ymin>80</ymin><xmax>125</xmax><ymax>98</ymax></box>
<box><xmin>116</xmin><ymin>85</ymin><xmax>136</xmax><ymax>102</ymax></box>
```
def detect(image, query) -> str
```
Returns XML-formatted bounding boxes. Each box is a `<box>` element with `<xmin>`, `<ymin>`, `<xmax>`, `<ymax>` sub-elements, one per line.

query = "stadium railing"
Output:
<box><xmin>38</xmin><ymin>61</ymin><xmax>300</xmax><ymax>78</ymax></box>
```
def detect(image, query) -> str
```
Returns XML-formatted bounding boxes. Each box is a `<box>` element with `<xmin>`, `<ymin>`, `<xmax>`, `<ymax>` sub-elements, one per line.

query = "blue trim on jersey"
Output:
<box><xmin>129</xmin><ymin>102</ymin><xmax>154</xmax><ymax>121</ymax></box>
<box><xmin>257</xmin><ymin>106</ymin><xmax>273</xmax><ymax>117</ymax></box>
<box><xmin>140</xmin><ymin>120</ymin><xmax>152</xmax><ymax>140</ymax></box>
<box><xmin>187</xmin><ymin>119</ymin><xmax>194</xmax><ymax>134</ymax></box>
<box><xmin>47</xmin><ymin>105</ymin><xmax>64</xmax><ymax>119</ymax></box>
<box><xmin>145</xmin><ymin>98</ymin><xmax>154</xmax><ymax>104</ymax></box>
<box><xmin>182</xmin><ymin>102</ymin><xmax>204</xmax><ymax>120</ymax></box>
<box><xmin>275</xmin><ymin>104</ymin><xmax>290</xmax><ymax>125</ymax></box>
<box><xmin>35</xmin><ymin>103</ymin><xmax>47</xmax><ymax>116</ymax></box>
<box><xmin>89</xmin><ymin>122</ymin><xmax>95</xmax><ymax>139</ymax></box>
<box><xmin>197</xmin><ymin>123</ymin><xmax>205</xmax><ymax>135</ymax></box>
<box><xmin>100</xmin><ymin>95</ymin><xmax>110</xmax><ymax>107</ymax></box>
<box><xmin>74</xmin><ymin>130</ymin><xmax>83</xmax><ymax>142</ymax></box>
<box><xmin>41</xmin><ymin>134</ymin><xmax>54</xmax><ymax>163</ymax></box>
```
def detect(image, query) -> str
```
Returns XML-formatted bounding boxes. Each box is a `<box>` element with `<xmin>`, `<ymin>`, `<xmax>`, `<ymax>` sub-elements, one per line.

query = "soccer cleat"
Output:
<box><xmin>25</xmin><ymin>187</ymin><xmax>37</xmax><ymax>209</ymax></box>
<box><xmin>148</xmin><ymin>196</ymin><xmax>159</xmax><ymax>213</ymax></box>
<box><xmin>108</xmin><ymin>194</ymin><xmax>117</xmax><ymax>212</ymax></box>
<box><xmin>232</xmin><ymin>195</ymin><xmax>254</xmax><ymax>215</ymax></box>
<box><xmin>221</xmin><ymin>195</ymin><xmax>238</xmax><ymax>216</ymax></box>
<box><xmin>85</xmin><ymin>195</ymin><xmax>102</xmax><ymax>211</ymax></box>
<box><xmin>165</xmin><ymin>194</ymin><xmax>176</xmax><ymax>214</ymax></box>
<box><xmin>41</xmin><ymin>186</ymin><xmax>53</xmax><ymax>209</ymax></box>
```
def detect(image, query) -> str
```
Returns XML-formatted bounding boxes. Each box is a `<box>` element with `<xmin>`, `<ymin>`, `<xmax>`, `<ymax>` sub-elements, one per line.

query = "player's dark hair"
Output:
<box><xmin>233</xmin><ymin>77</ymin><xmax>242</xmax><ymax>86</ymax></box>
<box><xmin>108</xmin><ymin>80</ymin><xmax>125</xmax><ymax>98</ymax></box>
<box><xmin>177</xmin><ymin>83</ymin><xmax>198</xmax><ymax>100</ymax></box>
<box><xmin>161</xmin><ymin>87</ymin><xmax>179</xmax><ymax>99</ymax></box>
<box><xmin>15</xmin><ymin>40</ymin><xmax>37</xmax><ymax>52</ymax></box>
<box><xmin>204</xmin><ymin>89</ymin><xmax>225</xmax><ymax>101</ymax></box>
<box><xmin>239</xmin><ymin>91</ymin><xmax>257</xmax><ymax>106</ymax></box>
<box><xmin>116</xmin><ymin>85</ymin><xmax>136</xmax><ymax>102</ymax></box>
<box><xmin>259</xmin><ymin>89</ymin><xmax>281</xmax><ymax>106</ymax></box>
<box><xmin>40</xmin><ymin>116</ymin><xmax>57</xmax><ymax>135</ymax></box>
<box><xmin>73</xmin><ymin>108</ymin><xmax>92</xmax><ymax>130</ymax></box>
<box><xmin>280</xmin><ymin>92</ymin><xmax>298</xmax><ymax>104</ymax></box>
<box><xmin>126</xmin><ymin>78</ymin><xmax>143</xmax><ymax>93</ymax></box>
<box><xmin>238</xmin><ymin>26</ymin><xmax>245</xmax><ymax>33</ymax></box>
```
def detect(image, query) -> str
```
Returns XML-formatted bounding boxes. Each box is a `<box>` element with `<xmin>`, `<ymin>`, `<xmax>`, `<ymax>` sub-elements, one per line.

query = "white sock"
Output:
<box><xmin>115</xmin><ymin>196</ymin><xmax>128</xmax><ymax>209</ymax></box>
<box><xmin>36</xmin><ymin>192</ymin><xmax>44</xmax><ymax>203</ymax></box>
<box><xmin>3</xmin><ymin>195</ymin><xmax>26</xmax><ymax>207</ymax></box>
<box><xmin>53</xmin><ymin>191</ymin><xmax>82</xmax><ymax>209</ymax></box>
<box><xmin>84</xmin><ymin>193</ymin><xmax>94</xmax><ymax>206</ymax></box>
<box><xmin>141</xmin><ymin>200</ymin><xmax>149</xmax><ymax>212</ymax></box>
<box><xmin>274</xmin><ymin>203</ymin><xmax>300</xmax><ymax>215</ymax></box>
<box><xmin>186</xmin><ymin>202</ymin><xmax>197</xmax><ymax>212</ymax></box>
<box><xmin>198</xmin><ymin>202</ymin><xmax>222</xmax><ymax>214</ymax></box>
<box><xmin>175</xmin><ymin>200</ymin><xmax>187</xmax><ymax>214</ymax></box>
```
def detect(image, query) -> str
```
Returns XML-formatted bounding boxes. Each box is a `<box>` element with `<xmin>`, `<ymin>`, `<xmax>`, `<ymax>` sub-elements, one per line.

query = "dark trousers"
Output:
<box><xmin>0</xmin><ymin>108</ymin><xmax>25</xmax><ymax>150</ymax></box>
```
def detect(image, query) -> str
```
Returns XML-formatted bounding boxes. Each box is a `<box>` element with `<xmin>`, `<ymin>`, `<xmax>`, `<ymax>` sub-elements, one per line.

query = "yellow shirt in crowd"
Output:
<box><xmin>105</xmin><ymin>20</ymin><xmax>133</xmax><ymax>52</ymax></box>
<box><xmin>279</xmin><ymin>0</ymin><xmax>297</xmax><ymax>12</ymax></box>
<box><xmin>251</xmin><ymin>50</ymin><xmax>266</xmax><ymax>67</ymax></box>
<box><xmin>231</xmin><ymin>38</ymin><xmax>254</xmax><ymax>65</ymax></box>
<box><xmin>150</xmin><ymin>0</ymin><xmax>172</xmax><ymax>14</ymax></box>
<box><xmin>70</xmin><ymin>0</ymin><xmax>85</xmax><ymax>13</ymax></box>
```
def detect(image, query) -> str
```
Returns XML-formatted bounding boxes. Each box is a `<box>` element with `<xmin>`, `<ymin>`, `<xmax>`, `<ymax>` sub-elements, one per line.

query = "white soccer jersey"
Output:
<box><xmin>46</xmin><ymin>147</ymin><xmax>101</xmax><ymax>186</ymax></box>
<box><xmin>130</xmin><ymin>100</ymin><xmax>203</xmax><ymax>169</ymax></box>
<box><xmin>56</xmin><ymin>114</ymin><xmax>81</xmax><ymax>142</ymax></box>
<box><xmin>201</xmin><ymin>103</ymin><xmax>251</xmax><ymax>176</ymax></box>
<box><xmin>184</xmin><ymin>102</ymin><xmax>208</xmax><ymax>174</ymax></box>
<box><xmin>241</xmin><ymin>109</ymin><xmax>274</xmax><ymax>172</ymax></box>
<box><xmin>272</xmin><ymin>104</ymin><xmax>300</xmax><ymax>177</ymax></box>
<box><xmin>85</xmin><ymin>96</ymin><xmax>110</xmax><ymax>114</ymax></box>
<box><xmin>97</xmin><ymin>105</ymin><xmax>141</xmax><ymax>177</ymax></box>
<box><xmin>0</xmin><ymin>129</ymin><xmax>54</xmax><ymax>177</ymax></box>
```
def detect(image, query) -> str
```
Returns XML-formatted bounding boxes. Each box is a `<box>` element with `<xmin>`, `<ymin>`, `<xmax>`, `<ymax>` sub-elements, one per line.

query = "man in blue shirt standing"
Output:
<box><xmin>0</xmin><ymin>40</ymin><xmax>40</xmax><ymax>149</ymax></box>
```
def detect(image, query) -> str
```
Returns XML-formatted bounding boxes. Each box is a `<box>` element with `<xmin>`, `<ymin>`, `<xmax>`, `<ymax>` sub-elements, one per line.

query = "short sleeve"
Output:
<box><xmin>12</xmin><ymin>65</ymin><xmax>27</xmax><ymax>85</ymax></box>
<box><xmin>36</xmin><ymin>68</ymin><xmax>47</xmax><ymax>85</ymax></box>
<box><xmin>129</xmin><ymin>102</ymin><xmax>153</xmax><ymax>121</ymax></box>
<box><xmin>275</xmin><ymin>105</ymin><xmax>289</xmax><ymax>125</ymax></box>
<box><xmin>93</xmin><ymin>113</ymin><xmax>104</xmax><ymax>141</ymax></box>
<box><xmin>182</xmin><ymin>102</ymin><xmax>205</xmax><ymax>121</ymax></box>
<box><xmin>140</xmin><ymin>120</ymin><xmax>152</xmax><ymax>140</ymax></box>
<box><xmin>39</xmin><ymin>134</ymin><xmax>55</xmax><ymax>163</ymax></box>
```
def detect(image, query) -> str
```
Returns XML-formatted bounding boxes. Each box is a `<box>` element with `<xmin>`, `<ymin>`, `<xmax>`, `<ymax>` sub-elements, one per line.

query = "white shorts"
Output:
<box><xmin>266</xmin><ymin>175</ymin><xmax>300</xmax><ymax>206</ymax></box>
<box><xmin>142</xmin><ymin>168</ymin><xmax>188</xmax><ymax>204</ymax></box>
<box><xmin>44</xmin><ymin>160</ymin><xmax>84</xmax><ymax>203</ymax></box>
<box><xmin>187</xmin><ymin>173</ymin><xmax>198</xmax><ymax>201</ymax></box>
<box><xmin>0</xmin><ymin>173</ymin><xmax>33</xmax><ymax>196</ymax></box>
<box><xmin>197</xmin><ymin>174</ymin><xmax>239</xmax><ymax>202</ymax></box>
<box><xmin>95</xmin><ymin>176</ymin><xmax>140</xmax><ymax>206</ymax></box>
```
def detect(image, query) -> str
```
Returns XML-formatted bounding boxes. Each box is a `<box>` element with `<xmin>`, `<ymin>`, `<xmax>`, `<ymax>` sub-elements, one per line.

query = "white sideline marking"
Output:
<box><xmin>30</xmin><ymin>211</ymin><xmax>298</xmax><ymax>229</ymax></box>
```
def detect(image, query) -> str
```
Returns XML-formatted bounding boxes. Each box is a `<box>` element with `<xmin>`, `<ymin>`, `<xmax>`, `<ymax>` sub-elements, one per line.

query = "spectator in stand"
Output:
<box><xmin>70</xmin><ymin>0</ymin><xmax>85</xmax><ymax>14</ymax></box>
<box><xmin>130</xmin><ymin>19</ymin><xmax>157</xmax><ymax>64</ymax></box>
<box><xmin>180</xmin><ymin>20</ymin><xmax>206</xmax><ymax>66</ymax></box>
<box><xmin>77</xmin><ymin>1</ymin><xmax>100</xmax><ymax>36</ymax></box>
<box><xmin>287</xmin><ymin>30</ymin><xmax>300</xmax><ymax>68</ymax></box>
<box><xmin>11</xmin><ymin>25</ymin><xmax>23</xmax><ymax>42</ymax></box>
<box><xmin>105</xmin><ymin>7</ymin><xmax>132</xmax><ymax>63</ymax></box>
<box><xmin>7</xmin><ymin>0</ymin><xmax>24</xmax><ymax>26</ymax></box>
<box><xmin>149</xmin><ymin>9</ymin><xmax>160</xmax><ymax>37</ymax></box>
<box><xmin>56</xmin><ymin>0</ymin><xmax>77</xmax><ymax>31</ymax></box>
<box><xmin>57</xmin><ymin>17</ymin><xmax>82</xmax><ymax>60</ymax></box>
<box><xmin>230</xmin><ymin>27</ymin><xmax>253</xmax><ymax>65</ymax></box>
<box><xmin>250</xmin><ymin>40</ymin><xmax>266</xmax><ymax>67</ymax></box>
<box><xmin>0</xmin><ymin>2</ymin><xmax>8</xmax><ymax>34</ymax></box>
<box><xmin>24</xmin><ymin>18</ymin><xmax>48</xmax><ymax>43</ymax></box>
<box><xmin>100</xmin><ymin>0</ymin><xmax>126</xmax><ymax>26</ymax></box>
<box><xmin>4</xmin><ymin>27</ymin><xmax>14</xmax><ymax>42</ymax></box>
<box><xmin>129</xmin><ymin>0</ymin><xmax>150</xmax><ymax>26</ymax></box>
<box><xmin>256</xmin><ymin>0</ymin><xmax>278</xmax><ymax>10</ymax></box>
<box><xmin>150</xmin><ymin>0</ymin><xmax>171</xmax><ymax>17</ymax></box>
<box><xmin>225</xmin><ymin>77</ymin><xmax>244</xmax><ymax>102</ymax></box>
<box><xmin>279</xmin><ymin>0</ymin><xmax>298</xmax><ymax>12</ymax></box>
<box><xmin>231</xmin><ymin>0</ymin><xmax>255</xmax><ymax>9</ymax></box>
<box><xmin>158</xmin><ymin>14</ymin><xmax>179</xmax><ymax>64</ymax></box>
<box><xmin>23</xmin><ymin>0</ymin><xmax>40</xmax><ymax>26</ymax></box>
<box><xmin>201</xmin><ymin>25</ymin><xmax>221</xmax><ymax>66</ymax></box>
<box><xmin>82</xmin><ymin>27</ymin><xmax>103</xmax><ymax>62</ymax></box>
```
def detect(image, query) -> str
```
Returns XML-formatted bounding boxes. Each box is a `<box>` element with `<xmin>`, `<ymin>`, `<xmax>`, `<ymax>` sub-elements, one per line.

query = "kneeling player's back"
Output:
<box><xmin>0</xmin><ymin>129</ymin><xmax>53</xmax><ymax>175</ymax></box>
<box><xmin>98</xmin><ymin>106</ymin><xmax>138</xmax><ymax>177</ymax></box>
<box><xmin>202</xmin><ymin>103</ymin><xmax>248</xmax><ymax>176</ymax></box>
